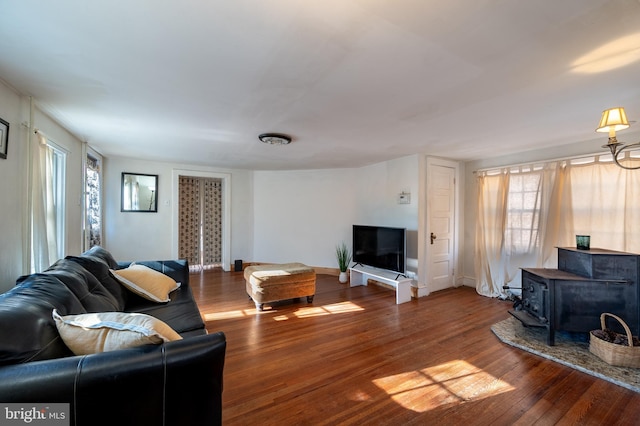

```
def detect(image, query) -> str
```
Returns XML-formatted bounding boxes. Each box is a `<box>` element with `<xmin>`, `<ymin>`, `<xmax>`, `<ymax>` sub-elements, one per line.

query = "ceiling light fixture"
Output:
<box><xmin>258</xmin><ymin>133</ymin><xmax>292</xmax><ymax>145</ymax></box>
<box><xmin>596</xmin><ymin>107</ymin><xmax>640</xmax><ymax>170</ymax></box>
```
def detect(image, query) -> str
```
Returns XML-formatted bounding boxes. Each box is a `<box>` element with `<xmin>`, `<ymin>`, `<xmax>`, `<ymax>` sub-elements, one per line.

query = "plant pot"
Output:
<box><xmin>339</xmin><ymin>271</ymin><xmax>348</xmax><ymax>283</ymax></box>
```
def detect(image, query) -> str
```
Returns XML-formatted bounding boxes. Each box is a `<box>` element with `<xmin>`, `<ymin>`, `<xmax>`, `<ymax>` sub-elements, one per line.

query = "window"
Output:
<box><xmin>504</xmin><ymin>172</ymin><xmax>541</xmax><ymax>254</ymax></box>
<box><xmin>84</xmin><ymin>150</ymin><xmax>102</xmax><ymax>249</ymax></box>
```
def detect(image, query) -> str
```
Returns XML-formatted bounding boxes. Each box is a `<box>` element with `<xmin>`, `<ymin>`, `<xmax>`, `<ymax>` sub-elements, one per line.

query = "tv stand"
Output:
<box><xmin>349</xmin><ymin>265</ymin><xmax>412</xmax><ymax>304</ymax></box>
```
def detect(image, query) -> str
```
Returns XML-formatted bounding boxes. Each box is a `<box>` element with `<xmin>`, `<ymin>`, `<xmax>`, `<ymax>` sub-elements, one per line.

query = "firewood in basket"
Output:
<box><xmin>592</xmin><ymin>328</ymin><xmax>640</xmax><ymax>346</ymax></box>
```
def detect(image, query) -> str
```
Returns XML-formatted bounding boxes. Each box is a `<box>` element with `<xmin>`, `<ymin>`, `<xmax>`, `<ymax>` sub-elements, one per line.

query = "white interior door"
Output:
<box><xmin>427</xmin><ymin>162</ymin><xmax>456</xmax><ymax>292</ymax></box>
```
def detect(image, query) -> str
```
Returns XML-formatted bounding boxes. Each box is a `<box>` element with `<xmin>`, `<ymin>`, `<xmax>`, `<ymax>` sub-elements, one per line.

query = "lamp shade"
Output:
<box><xmin>596</xmin><ymin>107</ymin><xmax>630</xmax><ymax>133</ymax></box>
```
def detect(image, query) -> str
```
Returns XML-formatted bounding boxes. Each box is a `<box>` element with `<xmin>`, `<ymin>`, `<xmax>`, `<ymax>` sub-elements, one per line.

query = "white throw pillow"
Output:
<box><xmin>111</xmin><ymin>264</ymin><xmax>180</xmax><ymax>303</ymax></box>
<box><xmin>52</xmin><ymin>309</ymin><xmax>182</xmax><ymax>355</ymax></box>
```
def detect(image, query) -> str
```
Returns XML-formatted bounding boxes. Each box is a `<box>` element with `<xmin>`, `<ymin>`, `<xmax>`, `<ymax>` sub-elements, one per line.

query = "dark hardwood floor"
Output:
<box><xmin>192</xmin><ymin>270</ymin><xmax>640</xmax><ymax>425</ymax></box>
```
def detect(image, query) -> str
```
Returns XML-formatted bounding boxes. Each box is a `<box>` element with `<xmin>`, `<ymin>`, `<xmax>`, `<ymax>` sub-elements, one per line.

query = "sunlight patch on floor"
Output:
<box><xmin>204</xmin><ymin>309</ymin><xmax>258</xmax><ymax>321</ymax></box>
<box><xmin>294</xmin><ymin>301</ymin><xmax>364</xmax><ymax>318</ymax></box>
<box><xmin>347</xmin><ymin>389</ymin><xmax>372</xmax><ymax>402</ymax></box>
<box><xmin>372</xmin><ymin>360</ymin><xmax>514</xmax><ymax>412</ymax></box>
<box><xmin>203</xmin><ymin>301</ymin><xmax>363</xmax><ymax>321</ymax></box>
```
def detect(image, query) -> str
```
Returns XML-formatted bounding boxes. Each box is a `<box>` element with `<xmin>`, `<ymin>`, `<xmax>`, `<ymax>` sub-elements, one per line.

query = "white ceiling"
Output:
<box><xmin>1</xmin><ymin>0</ymin><xmax>640</xmax><ymax>170</ymax></box>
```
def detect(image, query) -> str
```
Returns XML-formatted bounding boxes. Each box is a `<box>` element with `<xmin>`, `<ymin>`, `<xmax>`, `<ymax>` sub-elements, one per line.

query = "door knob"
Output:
<box><xmin>430</xmin><ymin>232</ymin><xmax>437</xmax><ymax>244</ymax></box>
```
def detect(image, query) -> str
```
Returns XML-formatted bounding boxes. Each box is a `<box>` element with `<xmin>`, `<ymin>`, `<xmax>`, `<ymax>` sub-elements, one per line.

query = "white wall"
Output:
<box><xmin>104</xmin><ymin>156</ymin><xmax>253</xmax><ymax>263</ymax></box>
<box><xmin>0</xmin><ymin>82</ymin><xmax>85</xmax><ymax>293</ymax></box>
<box><xmin>0</xmin><ymin>82</ymin><xmax>26</xmax><ymax>292</ymax></box>
<box><xmin>355</xmin><ymin>155</ymin><xmax>420</xmax><ymax>272</ymax></box>
<box><xmin>461</xmin><ymin>131</ymin><xmax>640</xmax><ymax>287</ymax></box>
<box><xmin>104</xmin><ymin>154</ymin><xmax>419</xmax><ymax>273</ymax></box>
<box><xmin>252</xmin><ymin>155</ymin><xmax>420</xmax><ymax>271</ymax></box>
<box><xmin>253</xmin><ymin>167</ymin><xmax>358</xmax><ymax>267</ymax></box>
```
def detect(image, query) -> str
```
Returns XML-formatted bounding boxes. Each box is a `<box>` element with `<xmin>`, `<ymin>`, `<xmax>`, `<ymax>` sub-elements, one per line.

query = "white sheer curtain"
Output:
<box><xmin>565</xmin><ymin>160</ymin><xmax>640</xmax><ymax>254</ymax></box>
<box><xmin>31</xmin><ymin>132</ymin><xmax>58</xmax><ymax>272</ymax></box>
<box><xmin>475</xmin><ymin>170</ymin><xmax>509</xmax><ymax>297</ymax></box>
<box><xmin>476</xmin><ymin>155</ymin><xmax>640</xmax><ymax>298</ymax></box>
<box><xmin>475</xmin><ymin>163</ymin><xmax>566</xmax><ymax>297</ymax></box>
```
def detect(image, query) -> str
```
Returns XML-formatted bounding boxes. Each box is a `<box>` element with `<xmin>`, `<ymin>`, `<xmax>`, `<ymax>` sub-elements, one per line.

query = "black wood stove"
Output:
<box><xmin>509</xmin><ymin>247</ymin><xmax>640</xmax><ymax>345</ymax></box>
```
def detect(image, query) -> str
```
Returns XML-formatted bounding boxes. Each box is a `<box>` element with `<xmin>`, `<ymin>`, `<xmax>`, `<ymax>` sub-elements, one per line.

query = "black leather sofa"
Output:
<box><xmin>0</xmin><ymin>246</ymin><xmax>225</xmax><ymax>426</ymax></box>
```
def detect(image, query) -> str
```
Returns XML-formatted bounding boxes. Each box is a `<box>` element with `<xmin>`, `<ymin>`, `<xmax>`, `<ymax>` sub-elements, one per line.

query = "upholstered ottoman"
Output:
<box><xmin>244</xmin><ymin>263</ymin><xmax>316</xmax><ymax>311</ymax></box>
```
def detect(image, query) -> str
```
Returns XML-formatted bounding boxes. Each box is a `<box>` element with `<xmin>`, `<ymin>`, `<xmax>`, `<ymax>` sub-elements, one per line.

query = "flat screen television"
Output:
<box><xmin>352</xmin><ymin>225</ymin><xmax>406</xmax><ymax>274</ymax></box>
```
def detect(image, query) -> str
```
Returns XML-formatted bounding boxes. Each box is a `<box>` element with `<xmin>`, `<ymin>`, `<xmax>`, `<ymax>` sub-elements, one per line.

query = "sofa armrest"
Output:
<box><xmin>0</xmin><ymin>332</ymin><xmax>226</xmax><ymax>426</ymax></box>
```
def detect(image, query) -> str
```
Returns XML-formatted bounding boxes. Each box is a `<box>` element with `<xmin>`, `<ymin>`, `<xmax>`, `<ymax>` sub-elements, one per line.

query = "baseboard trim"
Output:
<box><xmin>415</xmin><ymin>286</ymin><xmax>430</xmax><ymax>298</ymax></box>
<box><xmin>314</xmin><ymin>266</ymin><xmax>340</xmax><ymax>276</ymax></box>
<box><xmin>231</xmin><ymin>262</ymin><xmax>261</xmax><ymax>272</ymax></box>
<box><xmin>462</xmin><ymin>276</ymin><xmax>476</xmax><ymax>288</ymax></box>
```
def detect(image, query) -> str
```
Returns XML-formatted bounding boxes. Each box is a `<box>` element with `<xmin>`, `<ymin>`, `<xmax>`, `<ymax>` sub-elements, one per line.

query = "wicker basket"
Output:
<box><xmin>589</xmin><ymin>313</ymin><xmax>640</xmax><ymax>368</ymax></box>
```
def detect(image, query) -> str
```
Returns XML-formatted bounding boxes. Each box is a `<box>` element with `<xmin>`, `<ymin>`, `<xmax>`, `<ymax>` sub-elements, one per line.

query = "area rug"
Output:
<box><xmin>491</xmin><ymin>316</ymin><xmax>640</xmax><ymax>393</ymax></box>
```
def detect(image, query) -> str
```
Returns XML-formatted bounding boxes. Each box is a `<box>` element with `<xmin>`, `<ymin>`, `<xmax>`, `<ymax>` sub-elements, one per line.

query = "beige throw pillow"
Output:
<box><xmin>52</xmin><ymin>309</ymin><xmax>182</xmax><ymax>355</ymax></box>
<box><xmin>111</xmin><ymin>264</ymin><xmax>180</xmax><ymax>303</ymax></box>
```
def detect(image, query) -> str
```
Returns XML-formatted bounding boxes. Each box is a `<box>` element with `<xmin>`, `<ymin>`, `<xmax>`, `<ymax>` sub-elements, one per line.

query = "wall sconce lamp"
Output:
<box><xmin>596</xmin><ymin>107</ymin><xmax>640</xmax><ymax>170</ymax></box>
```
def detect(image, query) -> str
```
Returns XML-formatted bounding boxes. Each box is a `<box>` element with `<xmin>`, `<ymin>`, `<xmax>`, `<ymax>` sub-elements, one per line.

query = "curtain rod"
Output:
<box><xmin>20</xmin><ymin>124</ymin><xmax>46</xmax><ymax>136</ymax></box>
<box><xmin>473</xmin><ymin>150</ymin><xmax>611</xmax><ymax>173</ymax></box>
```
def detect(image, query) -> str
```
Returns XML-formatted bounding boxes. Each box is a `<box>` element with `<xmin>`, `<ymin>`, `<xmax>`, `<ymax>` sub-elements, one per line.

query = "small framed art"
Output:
<box><xmin>121</xmin><ymin>172</ymin><xmax>158</xmax><ymax>212</ymax></box>
<box><xmin>0</xmin><ymin>117</ymin><xmax>8</xmax><ymax>159</ymax></box>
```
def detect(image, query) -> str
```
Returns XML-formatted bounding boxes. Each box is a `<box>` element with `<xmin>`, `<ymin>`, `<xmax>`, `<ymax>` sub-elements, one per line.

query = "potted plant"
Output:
<box><xmin>335</xmin><ymin>242</ymin><xmax>352</xmax><ymax>283</ymax></box>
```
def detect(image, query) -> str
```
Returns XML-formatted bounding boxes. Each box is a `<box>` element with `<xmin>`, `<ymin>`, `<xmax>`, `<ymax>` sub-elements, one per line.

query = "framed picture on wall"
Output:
<box><xmin>0</xmin><ymin>117</ymin><xmax>8</xmax><ymax>159</ymax></box>
<box><xmin>121</xmin><ymin>172</ymin><xmax>159</xmax><ymax>212</ymax></box>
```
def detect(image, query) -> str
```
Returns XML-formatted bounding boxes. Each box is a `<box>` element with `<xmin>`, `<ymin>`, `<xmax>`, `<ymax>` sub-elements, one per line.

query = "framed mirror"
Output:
<box><xmin>121</xmin><ymin>172</ymin><xmax>158</xmax><ymax>212</ymax></box>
